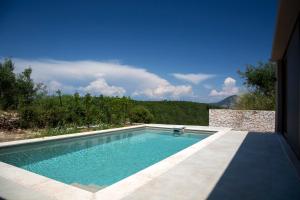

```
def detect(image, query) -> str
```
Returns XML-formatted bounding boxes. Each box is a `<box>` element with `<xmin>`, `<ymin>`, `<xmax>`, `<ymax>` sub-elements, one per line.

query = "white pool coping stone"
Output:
<box><xmin>0</xmin><ymin>124</ymin><xmax>231</xmax><ymax>200</ymax></box>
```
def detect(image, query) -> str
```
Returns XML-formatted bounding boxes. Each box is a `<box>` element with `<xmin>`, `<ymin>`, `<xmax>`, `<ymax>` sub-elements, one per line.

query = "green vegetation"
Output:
<box><xmin>134</xmin><ymin>101</ymin><xmax>216</xmax><ymax>125</ymax></box>
<box><xmin>234</xmin><ymin>93</ymin><xmax>275</xmax><ymax>110</ymax></box>
<box><xmin>0</xmin><ymin>59</ymin><xmax>38</xmax><ymax>110</ymax></box>
<box><xmin>0</xmin><ymin>59</ymin><xmax>215</xmax><ymax>136</ymax></box>
<box><xmin>37</xmin><ymin>124</ymin><xmax>119</xmax><ymax>137</ymax></box>
<box><xmin>17</xmin><ymin>94</ymin><xmax>133</xmax><ymax>129</ymax></box>
<box><xmin>236</xmin><ymin>62</ymin><xmax>276</xmax><ymax>110</ymax></box>
<box><xmin>129</xmin><ymin>106</ymin><xmax>154</xmax><ymax>123</ymax></box>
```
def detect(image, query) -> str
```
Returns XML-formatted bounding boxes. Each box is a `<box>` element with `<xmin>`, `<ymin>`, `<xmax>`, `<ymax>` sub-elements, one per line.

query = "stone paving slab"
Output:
<box><xmin>122</xmin><ymin>131</ymin><xmax>300</xmax><ymax>200</ymax></box>
<box><xmin>0</xmin><ymin>176</ymin><xmax>55</xmax><ymax>200</ymax></box>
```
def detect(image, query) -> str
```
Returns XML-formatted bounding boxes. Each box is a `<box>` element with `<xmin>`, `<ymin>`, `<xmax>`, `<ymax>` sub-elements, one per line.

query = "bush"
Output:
<box><xmin>44</xmin><ymin>106</ymin><xmax>67</xmax><ymax>128</ymax></box>
<box><xmin>129</xmin><ymin>106</ymin><xmax>153</xmax><ymax>123</ymax></box>
<box><xmin>237</xmin><ymin>62</ymin><xmax>276</xmax><ymax>111</ymax></box>
<box><xmin>19</xmin><ymin>106</ymin><xmax>40</xmax><ymax>128</ymax></box>
<box><xmin>235</xmin><ymin>93</ymin><xmax>275</xmax><ymax>110</ymax></box>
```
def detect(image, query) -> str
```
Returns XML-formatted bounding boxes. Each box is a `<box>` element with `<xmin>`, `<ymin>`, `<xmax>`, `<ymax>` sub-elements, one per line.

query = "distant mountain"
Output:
<box><xmin>213</xmin><ymin>95</ymin><xmax>239</xmax><ymax>108</ymax></box>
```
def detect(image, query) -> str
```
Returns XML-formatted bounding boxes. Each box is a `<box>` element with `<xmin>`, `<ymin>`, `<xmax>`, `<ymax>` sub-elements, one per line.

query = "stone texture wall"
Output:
<box><xmin>0</xmin><ymin>112</ymin><xmax>20</xmax><ymax>130</ymax></box>
<box><xmin>209</xmin><ymin>109</ymin><xmax>275</xmax><ymax>132</ymax></box>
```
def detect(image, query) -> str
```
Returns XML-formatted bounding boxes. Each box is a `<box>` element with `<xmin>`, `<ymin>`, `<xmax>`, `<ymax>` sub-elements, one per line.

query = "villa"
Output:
<box><xmin>0</xmin><ymin>0</ymin><xmax>300</xmax><ymax>200</ymax></box>
<box><xmin>273</xmin><ymin>0</ymin><xmax>300</xmax><ymax>158</ymax></box>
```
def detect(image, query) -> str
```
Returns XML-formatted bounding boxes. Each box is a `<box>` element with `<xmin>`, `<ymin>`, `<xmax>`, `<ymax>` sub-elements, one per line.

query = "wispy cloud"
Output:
<box><xmin>209</xmin><ymin>77</ymin><xmax>239</xmax><ymax>97</ymax></box>
<box><xmin>13</xmin><ymin>58</ymin><xmax>194</xmax><ymax>99</ymax></box>
<box><xmin>172</xmin><ymin>73</ymin><xmax>215</xmax><ymax>84</ymax></box>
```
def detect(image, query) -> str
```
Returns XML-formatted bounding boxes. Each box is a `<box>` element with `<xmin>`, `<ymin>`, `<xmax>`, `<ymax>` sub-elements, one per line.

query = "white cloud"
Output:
<box><xmin>47</xmin><ymin>80</ymin><xmax>76</xmax><ymax>94</ymax></box>
<box><xmin>172</xmin><ymin>73</ymin><xmax>215</xmax><ymax>84</ymax></box>
<box><xmin>82</xmin><ymin>78</ymin><xmax>126</xmax><ymax>96</ymax></box>
<box><xmin>13</xmin><ymin>58</ymin><xmax>193</xmax><ymax>99</ymax></box>
<box><xmin>133</xmin><ymin>84</ymin><xmax>192</xmax><ymax>99</ymax></box>
<box><xmin>209</xmin><ymin>77</ymin><xmax>239</xmax><ymax>97</ymax></box>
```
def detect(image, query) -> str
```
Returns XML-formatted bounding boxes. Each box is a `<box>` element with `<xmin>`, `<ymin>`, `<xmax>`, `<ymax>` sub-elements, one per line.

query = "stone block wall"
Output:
<box><xmin>0</xmin><ymin>112</ymin><xmax>20</xmax><ymax>130</ymax></box>
<box><xmin>209</xmin><ymin>109</ymin><xmax>275</xmax><ymax>132</ymax></box>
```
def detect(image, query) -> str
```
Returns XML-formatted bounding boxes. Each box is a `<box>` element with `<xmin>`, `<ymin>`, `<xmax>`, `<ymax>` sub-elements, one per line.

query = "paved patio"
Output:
<box><xmin>1</xmin><ymin>130</ymin><xmax>300</xmax><ymax>200</ymax></box>
<box><xmin>122</xmin><ymin>131</ymin><xmax>300</xmax><ymax>200</ymax></box>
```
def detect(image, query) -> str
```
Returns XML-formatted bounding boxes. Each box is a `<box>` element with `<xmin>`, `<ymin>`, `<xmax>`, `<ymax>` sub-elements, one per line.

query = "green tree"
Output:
<box><xmin>70</xmin><ymin>92</ymin><xmax>84</xmax><ymax>125</ymax></box>
<box><xmin>0</xmin><ymin>59</ymin><xmax>17</xmax><ymax>109</ymax></box>
<box><xmin>0</xmin><ymin>59</ymin><xmax>39</xmax><ymax>110</ymax></box>
<box><xmin>16</xmin><ymin>68</ymin><xmax>36</xmax><ymax>106</ymax></box>
<box><xmin>236</xmin><ymin>62</ymin><xmax>276</xmax><ymax>110</ymax></box>
<box><xmin>56</xmin><ymin>90</ymin><xmax>63</xmax><ymax>106</ymax></box>
<box><xmin>238</xmin><ymin>62</ymin><xmax>276</xmax><ymax>96</ymax></box>
<box><xmin>129</xmin><ymin>106</ymin><xmax>153</xmax><ymax>123</ymax></box>
<box><xmin>84</xmin><ymin>93</ymin><xmax>93</xmax><ymax>127</ymax></box>
<box><xmin>35</xmin><ymin>83</ymin><xmax>48</xmax><ymax>98</ymax></box>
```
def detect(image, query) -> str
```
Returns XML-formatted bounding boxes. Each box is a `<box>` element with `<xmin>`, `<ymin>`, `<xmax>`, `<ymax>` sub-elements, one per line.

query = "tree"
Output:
<box><xmin>16</xmin><ymin>68</ymin><xmax>36</xmax><ymax>106</ymax></box>
<box><xmin>84</xmin><ymin>93</ymin><xmax>93</xmax><ymax>127</ymax></box>
<box><xmin>56</xmin><ymin>90</ymin><xmax>63</xmax><ymax>106</ymax></box>
<box><xmin>0</xmin><ymin>59</ymin><xmax>17</xmax><ymax>109</ymax></box>
<box><xmin>238</xmin><ymin>62</ymin><xmax>276</xmax><ymax>96</ymax></box>
<box><xmin>0</xmin><ymin>59</ymin><xmax>39</xmax><ymax>109</ymax></box>
<box><xmin>35</xmin><ymin>83</ymin><xmax>48</xmax><ymax>97</ymax></box>
<box><xmin>129</xmin><ymin>106</ymin><xmax>153</xmax><ymax>123</ymax></box>
<box><xmin>236</xmin><ymin>62</ymin><xmax>276</xmax><ymax>110</ymax></box>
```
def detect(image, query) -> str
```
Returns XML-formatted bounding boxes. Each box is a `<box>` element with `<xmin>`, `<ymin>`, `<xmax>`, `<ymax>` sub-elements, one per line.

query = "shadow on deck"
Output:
<box><xmin>207</xmin><ymin>132</ymin><xmax>300</xmax><ymax>200</ymax></box>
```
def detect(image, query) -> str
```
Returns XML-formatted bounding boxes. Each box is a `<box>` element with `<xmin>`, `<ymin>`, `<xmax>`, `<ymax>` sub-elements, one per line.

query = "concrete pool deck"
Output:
<box><xmin>0</xmin><ymin>125</ymin><xmax>300</xmax><ymax>200</ymax></box>
<box><xmin>122</xmin><ymin>131</ymin><xmax>300</xmax><ymax>200</ymax></box>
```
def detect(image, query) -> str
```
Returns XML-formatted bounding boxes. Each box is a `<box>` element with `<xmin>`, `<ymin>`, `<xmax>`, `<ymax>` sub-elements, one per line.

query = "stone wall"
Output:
<box><xmin>209</xmin><ymin>109</ymin><xmax>275</xmax><ymax>132</ymax></box>
<box><xmin>0</xmin><ymin>112</ymin><xmax>20</xmax><ymax>130</ymax></box>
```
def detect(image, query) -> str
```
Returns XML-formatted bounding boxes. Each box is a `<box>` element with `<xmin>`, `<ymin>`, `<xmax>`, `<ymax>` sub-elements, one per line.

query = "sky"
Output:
<box><xmin>0</xmin><ymin>0</ymin><xmax>278</xmax><ymax>102</ymax></box>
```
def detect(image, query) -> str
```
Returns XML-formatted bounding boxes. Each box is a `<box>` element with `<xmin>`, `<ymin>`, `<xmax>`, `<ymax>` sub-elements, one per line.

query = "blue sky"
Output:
<box><xmin>0</xmin><ymin>0</ymin><xmax>278</xmax><ymax>102</ymax></box>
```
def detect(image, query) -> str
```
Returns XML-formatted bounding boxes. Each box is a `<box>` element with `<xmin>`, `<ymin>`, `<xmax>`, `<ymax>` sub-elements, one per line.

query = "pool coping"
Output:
<box><xmin>0</xmin><ymin>124</ymin><xmax>231</xmax><ymax>200</ymax></box>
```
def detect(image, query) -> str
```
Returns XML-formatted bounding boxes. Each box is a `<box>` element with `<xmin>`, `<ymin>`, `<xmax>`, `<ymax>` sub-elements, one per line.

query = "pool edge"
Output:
<box><xmin>0</xmin><ymin>124</ymin><xmax>146</xmax><ymax>148</ymax></box>
<box><xmin>0</xmin><ymin>124</ymin><xmax>231</xmax><ymax>200</ymax></box>
<box><xmin>94</xmin><ymin>125</ymin><xmax>231</xmax><ymax>200</ymax></box>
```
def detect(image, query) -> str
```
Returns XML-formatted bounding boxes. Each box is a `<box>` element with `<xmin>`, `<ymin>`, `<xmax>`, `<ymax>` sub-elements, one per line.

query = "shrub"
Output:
<box><xmin>19</xmin><ymin>106</ymin><xmax>40</xmax><ymax>128</ymax></box>
<box><xmin>129</xmin><ymin>106</ymin><xmax>153</xmax><ymax>123</ymax></box>
<box><xmin>235</xmin><ymin>93</ymin><xmax>275</xmax><ymax>110</ymax></box>
<box><xmin>45</xmin><ymin>106</ymin><xmax>67</xmax><ymax>128</ymax></box>
<box><xmin>237</xmin><ymin>62</ymin><xmax>276</xmax><ymax>110</ymax></box>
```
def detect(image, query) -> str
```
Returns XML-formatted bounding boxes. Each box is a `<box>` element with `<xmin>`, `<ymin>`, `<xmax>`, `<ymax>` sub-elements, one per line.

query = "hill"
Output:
<box><xmin>213</xmin><ymin>95</ymin><xmax>239</xmax><ymax>108</ymax></box>
<box><xmin>134</xmin><ymin>101</ymin><xmax>219</xmax><ymax>125</ymax></box>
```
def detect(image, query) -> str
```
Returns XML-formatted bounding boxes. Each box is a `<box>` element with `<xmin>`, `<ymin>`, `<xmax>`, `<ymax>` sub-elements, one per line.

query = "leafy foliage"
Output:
<box><xmin>236</xmin><ymin>62</ymin><xmax>276</xmax><ymax>110</ymax></box>
<box><xmin>0</xmin><ymin>59</ymin><xmax>39</xmax><ymax>110</ymax></box>
<box><xmin>238</xmin><ymin>62</ymin><xmax>276</xmax><ymax>96</ymax></box>
<box><xmin>134</xmin><ymin>101</ymin><xmax>218</xmax><ymax>125</ymax></box>
<box><xmin>235</xmin><ymin>93</ymin><xmax>275</xmax><ymax>110</ymax></box>
<box><xmin>0</xmin><ymin>59</ymin><xmax>17</xmax><ymax>109</ymax></box>
<box><xmin>129</xmin><ymin>106</ymin><xmax>154</xmax><ymax>123</ymax></box>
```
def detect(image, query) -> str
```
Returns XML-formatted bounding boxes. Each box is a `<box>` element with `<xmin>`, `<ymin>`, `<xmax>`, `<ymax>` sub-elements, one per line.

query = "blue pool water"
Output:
<box><xmin>0</xmin><ymin>128</ymin><xmax>210</xmax><ymax>186</ymax></box>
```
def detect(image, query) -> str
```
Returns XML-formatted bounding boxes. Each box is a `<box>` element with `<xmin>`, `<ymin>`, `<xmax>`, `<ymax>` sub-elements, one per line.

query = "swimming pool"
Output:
<box><xmin>0</xmin><ymin>127</ymin><xmax>211</xmax><ymax>189</ymax></box>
